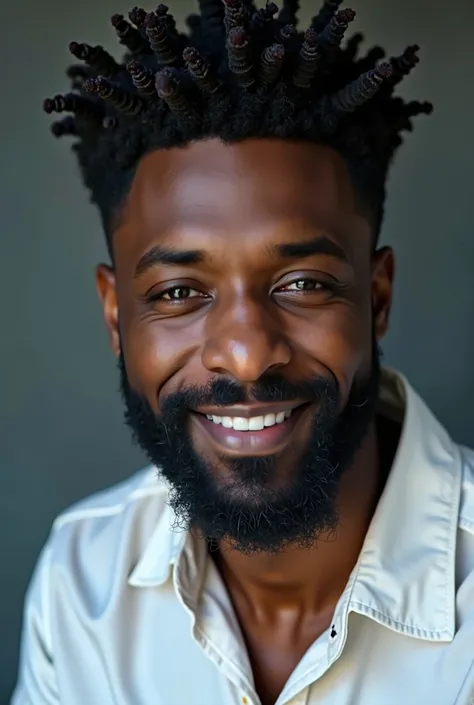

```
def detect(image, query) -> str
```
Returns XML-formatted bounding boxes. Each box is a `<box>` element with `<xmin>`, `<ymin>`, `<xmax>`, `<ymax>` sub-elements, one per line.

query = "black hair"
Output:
<box><xmin>44</xmin><ymin>0</ymin><xmax>432</xmax><ymax>255</ymax></box>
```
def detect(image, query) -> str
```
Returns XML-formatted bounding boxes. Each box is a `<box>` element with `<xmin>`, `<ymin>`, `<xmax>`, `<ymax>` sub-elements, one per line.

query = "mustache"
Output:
<box><xmin>160</xmin><ymin>374</ymin><xmax>340</xmax><ymax>412</ymax></box>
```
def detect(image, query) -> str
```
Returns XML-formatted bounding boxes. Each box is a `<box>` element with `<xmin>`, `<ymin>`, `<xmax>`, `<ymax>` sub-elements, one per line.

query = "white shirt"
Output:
<box><xmin>11</xmin><ymin>370</ymin><xmax>474</xmax><ymax>705</ymax></box>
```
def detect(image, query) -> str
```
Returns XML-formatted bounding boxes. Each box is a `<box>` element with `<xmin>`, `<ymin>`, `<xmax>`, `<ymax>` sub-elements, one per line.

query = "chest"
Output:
<box><xmin>240</xmin><ymin>620</ymin><xmax>331</xmax><ymax>705</ymax></box>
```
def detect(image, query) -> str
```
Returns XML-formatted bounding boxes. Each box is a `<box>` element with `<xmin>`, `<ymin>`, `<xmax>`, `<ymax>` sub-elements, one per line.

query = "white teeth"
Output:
<box><xmin>264</xmin><ymin>413</ymin><xmax>276</xmax><ymax>426</ymax></box>
<box><xmin>233</xmin><ymin>417</ymin><xmax>249</xmax><ymax>431</ymax></box>
<box><xmin>205</xmin><ymin>408</ymin><xmax>293</xmax><ymax>431</ymax></box>
<box><xmin>248</xmin><ymin>416</ymin><xmax>264</xmax><ymax>431</ymax></box>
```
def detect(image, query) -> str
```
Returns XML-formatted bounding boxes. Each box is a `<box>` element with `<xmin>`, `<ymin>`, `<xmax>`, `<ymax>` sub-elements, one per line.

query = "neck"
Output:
<box><xmin>213</xmin><ymin>418</ymin><xmax>385</xmax><ymax>616</ymax></box>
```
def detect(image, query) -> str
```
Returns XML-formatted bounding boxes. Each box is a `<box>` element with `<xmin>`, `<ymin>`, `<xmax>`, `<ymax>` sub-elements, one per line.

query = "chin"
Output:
<box><xmin>198</xmin><ymin>448</ymin><xmax>304</xmax><ymax>507</ymax></box>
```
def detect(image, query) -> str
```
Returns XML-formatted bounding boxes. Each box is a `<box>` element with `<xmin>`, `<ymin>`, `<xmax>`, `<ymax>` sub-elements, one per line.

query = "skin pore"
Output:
<box><xmin>96</xmin><ymin>138</ymin><xmax>396</xmax><ymax>705</ymax></box>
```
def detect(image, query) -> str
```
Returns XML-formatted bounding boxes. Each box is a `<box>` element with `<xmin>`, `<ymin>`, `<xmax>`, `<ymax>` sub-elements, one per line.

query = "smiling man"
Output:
<box><xmin>12</xmin><ymin>2</ymin><xmax>474</xmax><ymax>705</ymax></box>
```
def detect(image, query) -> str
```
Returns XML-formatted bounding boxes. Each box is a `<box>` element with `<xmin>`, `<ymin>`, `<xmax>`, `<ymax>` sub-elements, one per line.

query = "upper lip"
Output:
<box><xmin>192</xmin><ymin>402</ymin><xmax>307</xmax><ymax>418</ymax></box>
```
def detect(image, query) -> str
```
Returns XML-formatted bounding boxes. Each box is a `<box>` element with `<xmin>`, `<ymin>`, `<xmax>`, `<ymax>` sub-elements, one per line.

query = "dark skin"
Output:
<box><xmin>96</xmin><ymin>138</ymin><xmax>395</xmax><ymax>705</ymax></box>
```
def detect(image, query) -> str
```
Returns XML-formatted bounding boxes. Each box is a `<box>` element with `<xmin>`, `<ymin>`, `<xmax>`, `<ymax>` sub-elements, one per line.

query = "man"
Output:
<box><xmin>12</xmin><ymin>1</ymin><xmax>474</xmax><ymax>704</ymax></box>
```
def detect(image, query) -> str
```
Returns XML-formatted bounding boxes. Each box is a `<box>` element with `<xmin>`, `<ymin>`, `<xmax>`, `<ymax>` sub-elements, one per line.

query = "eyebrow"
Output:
<box><xmin>134</xmin><ymin>234</ymin><xmax>349</xmax><ymax>279</ymax></box>
<box><xmin>134</xmin><ymin>245</ymin><xmax>204</xmax><ymax>278</ymax></box>
<box><xmin>272</xmin><ymin>236</ymin><xmax>349</xmax><ymax>263</ymax></box>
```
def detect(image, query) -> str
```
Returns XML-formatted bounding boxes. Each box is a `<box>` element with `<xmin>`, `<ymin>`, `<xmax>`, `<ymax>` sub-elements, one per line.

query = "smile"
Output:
<box><xmin>204</xmin><ymin>409</ymin><xmax>293</xmax><ymax>431</ymax></box>
<box><xmin>190</xmin><ymin>402</ymin><xmax>310</xmax><ymax>456</ymax></box>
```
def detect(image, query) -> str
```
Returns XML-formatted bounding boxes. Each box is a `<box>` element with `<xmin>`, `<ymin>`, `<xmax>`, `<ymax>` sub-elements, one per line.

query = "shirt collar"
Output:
<box><xmin>346</xmin><ymin>368</ymin><xmax>462</xmax><ymax>641</ymax></box>
<box><xmin>128</xmin><ymin>369</ymin><xmax>462</xmax><ymax>642</ymax></box>
<box><xmin>128</xmin><ymin>498</ymin><xmax>185</xmax><ymax>588</ymax></box>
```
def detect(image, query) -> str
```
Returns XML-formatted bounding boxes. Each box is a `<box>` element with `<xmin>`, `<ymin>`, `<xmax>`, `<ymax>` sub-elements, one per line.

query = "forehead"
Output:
<box><xmin>113</xmin><ymin>138</ymin><xmax>368</xmax><ymax>264</ymax></box>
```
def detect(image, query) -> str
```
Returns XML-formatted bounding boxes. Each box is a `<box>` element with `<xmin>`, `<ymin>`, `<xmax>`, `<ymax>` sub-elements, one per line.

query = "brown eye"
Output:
<box><xmin>161</xmin><ymin>286</ymin><xmax>199</xmax><ymax>301</ymax></box>
<box><xmin>283</xmin><ymin>279</ymin><xmax>324</xmax><ymax>292</ymax></box>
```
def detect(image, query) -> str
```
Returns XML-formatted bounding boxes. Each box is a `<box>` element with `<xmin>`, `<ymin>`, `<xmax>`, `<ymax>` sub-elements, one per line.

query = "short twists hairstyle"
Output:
<box><xmin>44</xmin><ymin>0</ymin><xmax>432</xmax><ymax>248</ymax></box>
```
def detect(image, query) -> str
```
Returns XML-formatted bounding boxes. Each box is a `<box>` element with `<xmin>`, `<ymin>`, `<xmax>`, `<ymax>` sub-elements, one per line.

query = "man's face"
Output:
<box><xmin>97</xmin><ymin>138</ymin><xmax>394</xmax><ymax>554</ymax></box>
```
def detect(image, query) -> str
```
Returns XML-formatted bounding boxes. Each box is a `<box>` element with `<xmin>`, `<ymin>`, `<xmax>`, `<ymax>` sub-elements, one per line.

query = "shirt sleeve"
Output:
<box><xmin>11</xmin><ymin>537</ymin><xmax>59</xmax><ymax>705</ymax></box>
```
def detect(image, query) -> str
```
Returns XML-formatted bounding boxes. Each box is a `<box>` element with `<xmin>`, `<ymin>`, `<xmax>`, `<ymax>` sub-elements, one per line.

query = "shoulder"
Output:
<box><xmin>455</xmin><ymin>444</ymin><xmax>474</xmax><ymax>594</ymax></box>
<box><xmin>459</xmin><ymin>444</ymin><xmax>474</xmax><ymax>535</ymax></box>
<box><xmin>43</xmin><ymin>467</ymin><xmax>171</xmax><ymax>600</ymax></box>
<box><xmin>14</xmin><ymin>468</ymin><xmax>175</xmax><ymax>700</ymax></box>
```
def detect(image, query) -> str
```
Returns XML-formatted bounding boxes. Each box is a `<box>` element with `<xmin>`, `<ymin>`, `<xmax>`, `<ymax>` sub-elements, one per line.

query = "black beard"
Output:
<box><xmin>119</xmin><ymin>347</ymin><xmax>381</xmax><ymax>555</ymax></box>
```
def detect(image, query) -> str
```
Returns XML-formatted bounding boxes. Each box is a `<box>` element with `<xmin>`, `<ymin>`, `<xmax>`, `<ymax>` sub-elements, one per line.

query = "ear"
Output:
<box><xmin>371</xmin><ymin>246</ymin><xmax>395</xmax><ymax>342</ymax></box>
<box><xmin>95</xmin><ymin>264</ymin><xmax>120</xmax><ymax>357</ymax></box>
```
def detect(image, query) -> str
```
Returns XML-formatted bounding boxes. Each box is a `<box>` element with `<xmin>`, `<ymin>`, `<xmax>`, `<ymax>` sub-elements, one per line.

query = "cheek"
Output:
<box><xmin>121</xmin><ymin>315</ymin><xmax>204</xmax><ymax>410</ymax></box>
<box><xmin>288</xmin><ymin>302</ymin><xmax>372</xmax><ymax>393</ymax></box>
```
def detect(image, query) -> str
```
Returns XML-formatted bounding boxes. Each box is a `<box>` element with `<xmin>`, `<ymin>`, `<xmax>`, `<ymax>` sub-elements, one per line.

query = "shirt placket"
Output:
<box><xmin>275</xmin><ymin>577</ymin><xmax>355</xmax><ymax>705</ymax></box>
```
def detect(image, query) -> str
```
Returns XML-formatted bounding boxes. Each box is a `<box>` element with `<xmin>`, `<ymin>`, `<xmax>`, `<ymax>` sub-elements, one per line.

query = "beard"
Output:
<box><xmin>119</xmin><ymin>344</ymin><xmax>381</xmax><ymax>555</ymax></box>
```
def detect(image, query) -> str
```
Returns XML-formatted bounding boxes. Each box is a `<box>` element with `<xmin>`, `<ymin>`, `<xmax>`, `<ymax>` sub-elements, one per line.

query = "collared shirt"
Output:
<box><xmin>11</xmin><ymin>369</ymin><xmax>474</xmax><ymax>705</ymax></box>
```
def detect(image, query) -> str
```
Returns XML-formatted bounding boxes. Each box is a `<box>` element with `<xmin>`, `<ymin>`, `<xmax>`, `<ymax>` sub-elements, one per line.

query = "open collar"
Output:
<box><xmin>346</xmin><ymin>369</ymin><xmax>461</xmax><ymax>641</ymax></box>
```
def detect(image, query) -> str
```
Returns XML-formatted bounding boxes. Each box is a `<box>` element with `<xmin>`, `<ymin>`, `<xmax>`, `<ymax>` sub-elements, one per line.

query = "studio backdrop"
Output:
<box><xmin>1</xmin><ymin>0</ymin><xmax>473</xmax><ymax>701</ymax></box>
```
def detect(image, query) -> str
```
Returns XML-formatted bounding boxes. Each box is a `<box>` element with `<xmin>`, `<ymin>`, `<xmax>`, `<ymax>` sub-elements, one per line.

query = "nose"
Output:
<box><xmin>201</xmin><ymin>299</ymin><xmax>292</xmax><ymax>382</ymax></box>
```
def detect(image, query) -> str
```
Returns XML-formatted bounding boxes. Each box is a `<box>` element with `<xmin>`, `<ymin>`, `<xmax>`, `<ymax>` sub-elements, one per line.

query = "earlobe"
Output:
<box><xmin>95</xmin><ymin>264</ymin><xmax>121</xmax><ymax>357</ymax></box>
<box><xmin>374</xmin><ymin>303</ymin><xmax>389</xmax><ymax>340</ymax></box>
<box><xmin>372</xmin><ymin>247</ymin><xmax>395</xmax><ymax>341</ymax></box>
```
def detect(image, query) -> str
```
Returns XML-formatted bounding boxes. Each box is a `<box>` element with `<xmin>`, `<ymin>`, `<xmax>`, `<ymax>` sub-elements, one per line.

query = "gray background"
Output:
<box><xmin>1</xmin><ymin>0</ymin><xmax>473</xmax><ymax>700</ymax></box>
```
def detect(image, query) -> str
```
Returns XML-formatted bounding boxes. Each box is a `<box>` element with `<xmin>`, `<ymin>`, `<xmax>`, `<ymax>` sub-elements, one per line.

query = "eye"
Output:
<box><xmin>279</xmin><ymin>278</ymin><xmax>325</xmax><ymax>292</ymax></box>
<box><xmin>159</xmin><ymin>286</ymin><xmax>202</xmax><ymax>301</ymax></box>
<box><xmin>145</xmin><ymin>284</ymin><xmax>209</xmax><ymax>307</ymax></box>
<box><xmin>143</xmin><ymin>283</ymin><xmax>210</xmax><ymax>316</ymax></box>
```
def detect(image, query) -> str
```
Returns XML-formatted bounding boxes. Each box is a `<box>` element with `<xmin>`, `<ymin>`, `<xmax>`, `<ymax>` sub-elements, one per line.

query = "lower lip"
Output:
<box><xmin>190</xmin><ymin>405</ymin><xmax>309</xmax><ymax>456</ymax></box>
